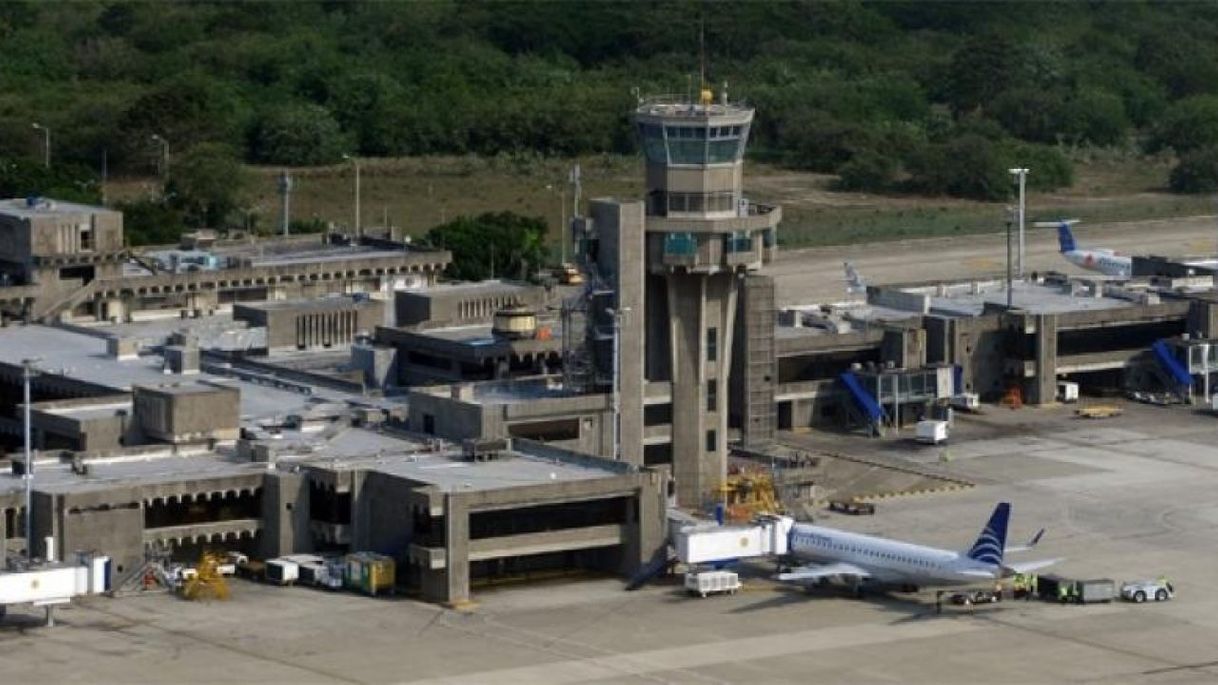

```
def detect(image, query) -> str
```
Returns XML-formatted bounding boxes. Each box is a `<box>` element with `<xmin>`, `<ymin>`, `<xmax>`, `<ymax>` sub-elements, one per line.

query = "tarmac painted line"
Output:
<box><xmin>405</xmin><ymin>617</ymin><xmax>980</xmax><ymax>684</ymax></box>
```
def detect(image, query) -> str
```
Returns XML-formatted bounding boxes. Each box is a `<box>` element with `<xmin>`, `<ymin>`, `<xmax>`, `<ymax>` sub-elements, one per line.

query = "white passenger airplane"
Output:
<box><xmin>1044</xmin><ymin>219</ymin><xmax>1132</xmax><ymax>278</ymax></box>
<box><xmin>778</xmin><ymin>502</ymin><xmax>1058</xmax><ymax>593</ymax></box>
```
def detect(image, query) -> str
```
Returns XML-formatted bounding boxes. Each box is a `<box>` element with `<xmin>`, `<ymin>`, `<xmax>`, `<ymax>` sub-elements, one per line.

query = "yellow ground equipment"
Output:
<box><xmin>1075</xmin><ymin>404</ymin><xmax>1123</xmax><ymax>419</ymax></box>
<box><xmin>345</xmin><ymin>552</ymin><xmax>395</xmax><ymax>596</ymax></box>
<box><xmin>181</xmin><ymin>552</ymin><xmax>230</xmax><ymax>602</ymax></box>
<box><xmin>718</xmin><ymin>465</ymin><xmax>784</xmax><ymax>522</ymax></box>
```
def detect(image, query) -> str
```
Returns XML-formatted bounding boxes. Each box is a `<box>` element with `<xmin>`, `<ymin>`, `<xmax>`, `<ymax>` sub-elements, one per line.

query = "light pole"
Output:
<box><xmin>150</xmin><ymin>134</ymin><xmax>169</xmax><ymax>179</ymax></box>
<box><xmin>22</xmin><ymin>358</ymin><xmax>40</xmax><ymax>561</ymax></box>
<box><xmin>1009</xmin><ymin>167</ymin><xmax>1029</xmax><ymax>279</ymax></box>
<box><xmin>31</xmin><ymin>123</ymin><xmax>50</xmax><ymax>168</ymax></box>
<box><xmin>607</xmin><ymin>306</ymin><xmax>631</xmax><ymax>461</ymax></box>
<box><xmin>343</xmin><ymin>154</ymin><xmax>361</xmax><ymax>238</ymax></box>
<box><xmin>546</xmin><ymin>183</ymin><xmax>567</xmax><ymax>264</ymax></box>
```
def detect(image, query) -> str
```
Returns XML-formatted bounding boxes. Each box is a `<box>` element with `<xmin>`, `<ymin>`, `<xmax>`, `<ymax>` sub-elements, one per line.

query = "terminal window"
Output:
<box><xmin>706</xmin><ymin>327</ymin><xmax>717</xmax><ymax>361</ymax></box>
<box><xmin>706</xmin><ymin>429</ymin><xmax>717</xmax><ymax>453</ymax></box>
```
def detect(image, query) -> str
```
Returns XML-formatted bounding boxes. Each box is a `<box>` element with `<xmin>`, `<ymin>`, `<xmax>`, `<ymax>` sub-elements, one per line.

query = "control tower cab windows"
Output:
<box><xmin>638</xmin><ymin>122</ymin><xmax>748</xmax><ymax>165</ymax></box>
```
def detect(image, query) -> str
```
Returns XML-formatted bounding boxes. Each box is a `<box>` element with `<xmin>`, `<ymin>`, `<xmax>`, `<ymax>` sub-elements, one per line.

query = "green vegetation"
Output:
<box><xmin>7</xmin><ymin>1</ymin><xmax>1218</xmax><ymax>247</ymax></box>
<box><xmin>427</xmin><ymin>211</ymin><xmax>547</xmax><ymax>281</ymax></box>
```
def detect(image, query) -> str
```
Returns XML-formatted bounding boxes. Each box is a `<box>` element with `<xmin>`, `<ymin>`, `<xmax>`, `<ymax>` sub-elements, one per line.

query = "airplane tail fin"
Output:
<box><xmin>966</xmin><ymin>502</ymin><xmax>1010</xmax><ymax>566</ymax></box>
<box><xmin>1057</xmin><ymin>221</ymin><xmax>1076</xmax><ymax>253</ymax></box>
<box><xmin>845</xmin><ymin>261</ymin><xmax>865</xmax><ymax>294</ymax></box>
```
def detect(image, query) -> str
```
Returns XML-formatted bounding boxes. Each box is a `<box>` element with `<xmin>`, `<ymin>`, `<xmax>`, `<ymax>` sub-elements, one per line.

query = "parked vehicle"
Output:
<box><xmin>950</xmin><ymin>393</ymin><xmax>981</xmax><ymax>412</ymax></box>
<box><xmin>1121</xmin><ymin>579</ymin><xmax>1174</xmax><ymax>603</ymax></box>
<box><xmin>265</xmin><ymin>558</ymin><xmax>299</xmax><ymax>586</ymax></box>
<box><xmin>1057</xmin><ymin>381</ymin><xmax>1079</xmax><ymax>403</ymax></box>
<box><xmin>685</xmin><ymin>570</ymin><xmax>741</xmax><ymax>598</ymax></box>
<box><xmin>1073</xmin><ymin>578</ymin><xmax>1116</xmax><ymax>604</ymax></box>
<box><xmin>916</xmin><ymin>420</ymin><xmax>949</xmax><ymax>445</ymax></box>
<box><xmin>828</xmin><ymin>500</ymin><xmax>876</xmax><ymax>516</ymax></box>
<box><xmin>949</xmin><ymin>590</ymin><xmax>1001</xmax><ymax>605</ymax></box>
<box><xmin>1041</xmin><ymin>576</ymin><xmax>1115</xmax><ymax>604</ymax></box>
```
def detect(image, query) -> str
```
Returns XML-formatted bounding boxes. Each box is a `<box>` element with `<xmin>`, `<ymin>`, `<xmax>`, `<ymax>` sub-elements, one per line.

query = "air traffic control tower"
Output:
<box><xmin>636</xmin><ymin>88</ymin><xmax>780</xmax><ymax>506</ymax></box>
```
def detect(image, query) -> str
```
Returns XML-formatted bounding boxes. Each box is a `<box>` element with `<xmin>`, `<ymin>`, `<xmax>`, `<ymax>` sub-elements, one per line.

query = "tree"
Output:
<box><xmin>1148</xmin><ymin>96</ymin><xmax>1218</xmax><ymax>154</ymax></box>
<box><xmin>116</xmin><ymin>198</ymin><xmax>186</xmax><ymax>247</ymax></box>
<box><xmin>0</xmin><ymin>157</ymin><xmax>100</xmax><ymax>204</ymax></box>
<box><xmin>906</xmin><ymin>135</ymin><xmax>1012</xmax><ymax>201</ymax></box>
<box><xmin>117</xmin><ymin>73</ymin><xmax>246</xmax><ymax>170</ymax></box>
<box><xmin>248</xmin><ymin>103</ymin><xmax>350</xmax><ymax>165</ymax></box>
<box><xmin>834</xmin><ymin>150</ymin><xmax>896</xmax><ymax>192</ymax></box>
<box><xmin>944</xmin><ymin>33</ymin><xmax>1026</xmax><ymax>115</ymax></box>
<box><xmin>165</xmin><ymin>144</ymin><xmax>251</xmax><ymax>229</ymax></box>
<box><xmin>427</xmin><ymin>212</ymin><xmax>547</xmax><ymax>282</ymax></box>
<box><xmin>1169</xmin><ymin>147</ymin><xmax>1218</xmax><ymax>193</ymax></box>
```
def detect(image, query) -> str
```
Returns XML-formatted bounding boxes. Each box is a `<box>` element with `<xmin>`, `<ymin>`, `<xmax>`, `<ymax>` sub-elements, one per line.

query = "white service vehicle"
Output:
<box><xmin>685</xmin><ymin>570</ymin><xmax>741</xmax><ymax>598</ymax></box>
<box><xmin>916</xmin><ymin>420</ymin><xmax>949</xmax><ymax>445</ymax></box>
<box><xmin>1057</xmin><ymin>381</ymin><xmax>1079</xmax><ymax>403</ymax></box>
<box><xmin>1121</xmin><ymin>579</ymin><xmax>1174</xmax><ymax>603</ymax></box>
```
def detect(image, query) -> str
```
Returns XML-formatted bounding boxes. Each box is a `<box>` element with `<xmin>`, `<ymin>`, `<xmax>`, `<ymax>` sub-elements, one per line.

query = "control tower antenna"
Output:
<box><xmin>698</xmin><ymin>16</ymin><xmax>712</xmax><ymax>106</ymax></box>
<box><xmin>699</xmin><ymin>17</ymin><xmax>706</xmax><ymax>93</ymax></box>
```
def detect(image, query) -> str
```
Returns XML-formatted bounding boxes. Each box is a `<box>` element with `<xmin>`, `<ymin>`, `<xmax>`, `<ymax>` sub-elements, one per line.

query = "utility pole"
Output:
<box><xmin>1006</xmin><ymin>216</ymin><xmax>1014</xmax><ymax>309</ymax></box>
<box><xmin>609</xmin><ymin>307</ymin><xmax>630</xmax><ymax>461</ymax></box>
<box><xmin>343</xmin><ymin>155</ymin><xmax>361</xmax><ymax>238</ymax></box>
<box><xmin>31</xmin><ymin>123</ymin><xmax>50</xmax><ymax>168</ymax></box>
<box><xmin>1009</xmin><ymin>168</ymin><xmax>1029</xmax><ymax>279</ymax></box>
<box><xmin>22</xmin><ymin>358</ymin><xmax>39</xmax><ymax>561</ymax></box>
<box><xmin>101</xmin><ymin>149</ymin><xmax>108</xmax><ymax>206</ymax></box>
<box><xmin>151</xmin><ymin>134</ymin><xmax>169</xmax><ymax>179</ymax></box>
<box><xmin>278</xmin><ymin>170</ymin><xmax>293</xmax><ymax>236</ymax></box>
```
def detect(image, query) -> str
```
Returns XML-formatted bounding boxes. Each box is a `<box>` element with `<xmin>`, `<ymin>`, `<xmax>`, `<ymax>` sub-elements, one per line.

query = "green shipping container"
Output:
<box><xmin>345</xmin><ymin>552</ymin><xmax>395</xmax><ymax>596</ymax></box>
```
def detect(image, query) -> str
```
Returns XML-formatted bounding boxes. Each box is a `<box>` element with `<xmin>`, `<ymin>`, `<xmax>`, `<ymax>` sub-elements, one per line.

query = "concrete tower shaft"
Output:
<box><xmin>635</xmin><ymin>95</ymin><xmax>780</xmax><ymax>507</ymax></box>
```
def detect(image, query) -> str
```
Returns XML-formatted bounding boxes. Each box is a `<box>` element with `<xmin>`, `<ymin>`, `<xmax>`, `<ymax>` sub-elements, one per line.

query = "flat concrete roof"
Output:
<box><xmin>135</xmin><ymin>381</ymin><xmax>235</xmax><ymax>397</ymax></box>
<box><xmin>0</xmin><ymin>449</ymin><xmax>262</xmax><ymax>496</ymax></box>
<box><xmin>235</xmin><ymin>296</ymin><xmax>379</xmax><ymax>313</ymax></box>
<box><xmin>0</xmin><ymin>197</ymin><xmax>118</xmax><ymax>220</ymax></box>
<box><xmin>418</xmin><ymin>378</ymin><xmax>582</xmax><ymax>404</ymax></box>
<box><xmin>904</xmin><ymin>280</ymin><xmax>1133</xmax><ymax>317</ymax></box>
<box><xmin>209</xmin><ymin>241</ymin><xmax>414</xmax><ymax>267</ymax></box>
<box><xmin>0</xmin><ymin>325</ymin><xmax>345</xmax><ymax>420</ymax></box>
<box><xmin>402</xmin><ymin>280</ymin><xmax>537</xmax><ymax>298</ymax></box>
<box><xmin>77</xmin><ymin>315</ymin><xmax>266</xmax><ymax>352</ymax></box>
<box><xmin>324</xmin><ymin>448</ymin><xmax>617</xmax><ymax>492</ymax></box>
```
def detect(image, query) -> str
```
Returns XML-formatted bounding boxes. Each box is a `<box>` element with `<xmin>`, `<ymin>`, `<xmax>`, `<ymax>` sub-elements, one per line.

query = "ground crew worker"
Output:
<box><xmin>935</xmin><ymin>590</ymin><xmax>943</xmax><ymax>615</ymax></box>
<box><xmin>1058</xmin><ymin>582</ymin><xmax>1069</xmax><ymax>603</ymax></box>
<box><xmin>1029</xmin><ymin>574</ymin><xmax>1038</xmax><ymax>601</ymax></box>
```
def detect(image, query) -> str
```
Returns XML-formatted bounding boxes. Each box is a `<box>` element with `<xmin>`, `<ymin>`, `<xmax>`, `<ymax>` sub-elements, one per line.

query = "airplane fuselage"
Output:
<box><xmin>788</xmin><ymin>523</ymin><xmax>1001</xmax><ymax>587</ymax></box>
<box><xmin>1063</xmin><ymin>249</ymin><xmax>1132</xmax><ymax>278</ymax></box>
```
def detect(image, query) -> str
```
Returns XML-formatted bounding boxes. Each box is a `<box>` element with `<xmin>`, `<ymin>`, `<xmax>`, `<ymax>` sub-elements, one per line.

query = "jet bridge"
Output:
<box><xmin>672</xmin><ymin>515</ymin><xmax>794</xmax><ymax>565</ymax></box>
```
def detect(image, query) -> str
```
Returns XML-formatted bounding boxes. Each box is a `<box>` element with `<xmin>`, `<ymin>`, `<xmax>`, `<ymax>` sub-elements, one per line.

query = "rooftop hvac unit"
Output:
<box><xmin>462</xmin><ymin>437</ymin><xmax>509</xmax><ymax>462</ymax></box>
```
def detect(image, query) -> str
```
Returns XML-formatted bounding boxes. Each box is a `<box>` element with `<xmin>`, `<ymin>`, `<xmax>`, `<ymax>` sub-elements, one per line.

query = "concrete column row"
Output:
<box><xmin>295</xmin><ymin>311</ymin><xmax>358</xmax><ymax>348</ymax></box>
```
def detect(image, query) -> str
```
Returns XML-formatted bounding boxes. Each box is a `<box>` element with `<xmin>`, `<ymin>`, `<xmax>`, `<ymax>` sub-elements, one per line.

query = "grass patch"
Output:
<box><xmin>105</xmin><ymin>153</ymin><xmax>1215</xmax><ymax>250</ymax></box>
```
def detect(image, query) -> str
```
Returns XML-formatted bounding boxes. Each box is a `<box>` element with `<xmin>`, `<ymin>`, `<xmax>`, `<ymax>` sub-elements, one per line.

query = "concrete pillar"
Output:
<box><xmin>427</xmin><ymin>494</ymin><xmax>469</xmax><ymax>606</ymax></box>
<box><xmin>1031</xmin><ymin>314</ymin><xmax>1058</xmax><ymax>405</ymax></box>
<box><xmin>666</xmin><ymin>272</ymin><xmax>737</xmax><ymax>508</ymax></box>
<box><xmin>260</xmin><ymin>472</ymin><xmax>311</xmax><ymax>558</ymax></box>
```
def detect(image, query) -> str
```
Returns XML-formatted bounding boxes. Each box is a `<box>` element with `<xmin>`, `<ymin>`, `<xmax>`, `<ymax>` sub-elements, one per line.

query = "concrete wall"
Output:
<box><xmin>134</xmin><ymin>384</ymin><xmax>240</xmax><ymax>444</ymax></box>
<box><xmin>260</xmin><ymin>471</ymin><xmax>311</xmax><ymax>559</ymax></box>
<box><xmin>236</xmin><ymin>298</ymin><xmax>384</xmax><ymax>351</ymax></box>
<box><xmin>395</xmin><ymin>282</ymin><xmax>546</xmax><ymax>329</ymax></box>
<box><xmin>407</xmin><ymin>386</ymin><xmax>616</xmax><ymax>458</ymax></box>
<box><xmin>731</xmin><ymin>274</ymin><xmax>777</xmax><ymax>445</ymax></box>
<box><xmin>590</xmin><ymin>199</ymin><xmax>645</xmax><ymax>463</ymax></box>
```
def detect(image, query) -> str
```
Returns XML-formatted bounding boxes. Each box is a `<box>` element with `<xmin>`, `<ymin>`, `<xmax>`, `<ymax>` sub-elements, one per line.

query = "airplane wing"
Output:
<box><xmin>1004</xmin><ymin>529</ymin><xmax>1044</xmax><ymax>554</ymax></box>
<box><xmin>1004</xmin><ymin>558</ymin><xmax>1062</xmax><ymax>575</ymax></box>
<box><xmin>777</xmin><ymin>562</ymin><xmax>870</xmax><ymax>583</ymax></box>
